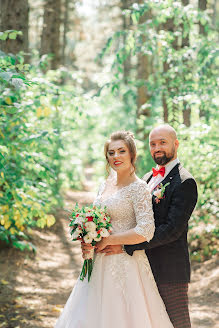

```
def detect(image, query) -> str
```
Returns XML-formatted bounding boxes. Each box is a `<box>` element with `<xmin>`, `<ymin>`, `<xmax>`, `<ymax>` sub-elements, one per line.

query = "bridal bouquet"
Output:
<box><xmin>69</xmin><ymin>204</ymin><xmax>112</xmax><ymax>282</ymax></box>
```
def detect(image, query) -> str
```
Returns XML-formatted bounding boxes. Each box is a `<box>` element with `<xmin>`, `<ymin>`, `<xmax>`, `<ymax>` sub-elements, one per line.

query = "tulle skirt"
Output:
<box><xmin>54</xmin><ymin>250</ymin><xmax>173</xmax><ymax>328</ymax></box>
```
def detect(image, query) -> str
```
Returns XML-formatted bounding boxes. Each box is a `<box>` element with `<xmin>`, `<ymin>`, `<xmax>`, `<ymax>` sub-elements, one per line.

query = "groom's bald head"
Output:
<box><xmin>149</xmin><ymin>124</ymin><xmax>179</xmax><ymax>166</ymax></box>
<box><xmin>149</xmin><ymin>124</ymin><xmax>177</xmax><ymax>141</ymax></box>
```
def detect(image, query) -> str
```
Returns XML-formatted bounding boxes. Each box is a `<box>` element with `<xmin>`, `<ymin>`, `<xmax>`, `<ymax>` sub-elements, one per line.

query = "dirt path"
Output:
<box><xmin>0</xmin><ymin>190</ymin><xmax>218</xmax><ymax>328</ymax></box>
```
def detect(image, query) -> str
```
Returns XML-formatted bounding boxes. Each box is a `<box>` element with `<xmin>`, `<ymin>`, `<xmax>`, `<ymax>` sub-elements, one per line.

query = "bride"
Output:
<box><xmin>55</xmin><ymin>130</ymin><xmax>173</xmax><ymax>328</ymax></box>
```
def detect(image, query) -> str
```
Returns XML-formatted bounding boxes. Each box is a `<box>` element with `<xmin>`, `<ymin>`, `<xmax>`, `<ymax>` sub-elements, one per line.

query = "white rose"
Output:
<box><xmin>88</xmin><ymin>230</ymin><xmax>98</xmax><ymax>239</ymax></box>
<box><xmin>85</xmin><ymin>221</ymin><xmax>97</xmax><ymax>232</ymax></box>
<box><xmin>100</xmin><ymin>228</ymin><xmax>110</xmax><ymax>238</ymax></box>
<box><xmin>84</xmin><ymin>234</ymin><xmax>93</xmax><ymax>244</ymax></box>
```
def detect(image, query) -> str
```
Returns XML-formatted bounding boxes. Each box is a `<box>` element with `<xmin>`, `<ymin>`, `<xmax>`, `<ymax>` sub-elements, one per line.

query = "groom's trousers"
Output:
<box><xmin>157</xmin><ymin>283</ymin><xmax>191</xmax><ymax>328</ymax></box>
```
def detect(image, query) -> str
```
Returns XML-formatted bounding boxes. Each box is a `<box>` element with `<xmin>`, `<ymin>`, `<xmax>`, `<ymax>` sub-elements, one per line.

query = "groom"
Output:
<box><xmin>98</xmin><ymin>124</ymin><xmax>198</xmax><ymax>328</ymax></box>
<box><xmin>124</xmin><ymin>124</ymin><xmax>198</xmax><ymax>328</ymax></box>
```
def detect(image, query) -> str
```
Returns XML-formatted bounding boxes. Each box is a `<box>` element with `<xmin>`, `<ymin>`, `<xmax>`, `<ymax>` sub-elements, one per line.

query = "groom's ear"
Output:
<box><xmin>175</xmin><ymin>139</ymin><xmax>179</xmax><ymax>150</ymax></box>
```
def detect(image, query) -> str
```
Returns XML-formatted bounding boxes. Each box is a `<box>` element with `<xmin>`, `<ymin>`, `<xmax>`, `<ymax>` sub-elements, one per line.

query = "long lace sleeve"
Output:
<box><xmin>131</xmin><ymin>182</ymin><xmax>155</xmax><ymax>242</ymax></box>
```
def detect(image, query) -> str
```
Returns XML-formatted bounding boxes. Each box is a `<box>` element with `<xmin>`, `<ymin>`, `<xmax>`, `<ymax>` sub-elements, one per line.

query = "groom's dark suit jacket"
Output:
<box><xmin>125</xmin><ymin>163</ymin><xmax>198</xmax><ymax>284</ymax></box>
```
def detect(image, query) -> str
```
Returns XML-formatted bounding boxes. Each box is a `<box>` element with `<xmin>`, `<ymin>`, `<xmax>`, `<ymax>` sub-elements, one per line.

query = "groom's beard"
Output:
<box><xmin>153</xmin><ymin>147</ymin><xmax>175</xmax><ymax>165</ymax></box>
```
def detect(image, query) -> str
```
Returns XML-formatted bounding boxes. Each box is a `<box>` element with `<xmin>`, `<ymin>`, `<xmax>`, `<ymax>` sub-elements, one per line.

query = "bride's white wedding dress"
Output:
<box><xmin>55</xmin><ymin>180</ymin><xmax>173</xmax><ymax>328</ymax></box>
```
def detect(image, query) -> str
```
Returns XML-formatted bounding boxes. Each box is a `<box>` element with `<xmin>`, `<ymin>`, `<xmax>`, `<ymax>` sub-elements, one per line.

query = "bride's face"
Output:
<box><xmin>107</xmin><ymin>140</ymin><xmax>132</xmax><ymax>172</ymax></box>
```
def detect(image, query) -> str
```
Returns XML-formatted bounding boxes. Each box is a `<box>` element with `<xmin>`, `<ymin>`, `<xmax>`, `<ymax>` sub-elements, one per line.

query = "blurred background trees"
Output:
<box><xmin>0</xmin><ymin>0</ymin><xmax>218</xmax><ymax>259</ymax></box>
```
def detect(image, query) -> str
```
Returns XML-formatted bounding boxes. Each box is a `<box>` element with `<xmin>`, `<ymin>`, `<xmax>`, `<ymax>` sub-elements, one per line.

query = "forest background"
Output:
<box><xmin>0</xmin><ymin>0</ymin><xmax>218</xmax><ymax>263</ymax></box>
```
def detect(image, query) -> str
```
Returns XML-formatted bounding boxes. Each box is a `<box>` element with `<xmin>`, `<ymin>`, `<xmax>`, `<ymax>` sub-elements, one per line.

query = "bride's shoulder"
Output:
<box><xmin>128</xmin><ymin>179</ymin><xmax>151</xmax><ymax>202</ymax></box>
<box><xmin>129</xmin><ymin>178</ymin><xmax>149</xmax><ymax>192</ymax></box>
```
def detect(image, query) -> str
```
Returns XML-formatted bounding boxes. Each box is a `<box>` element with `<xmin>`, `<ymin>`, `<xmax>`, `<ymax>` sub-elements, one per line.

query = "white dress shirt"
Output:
<box><xmin>147</xmin><ymin>158</ymin><xmax>180</xmax><ymax>193</ymax></box>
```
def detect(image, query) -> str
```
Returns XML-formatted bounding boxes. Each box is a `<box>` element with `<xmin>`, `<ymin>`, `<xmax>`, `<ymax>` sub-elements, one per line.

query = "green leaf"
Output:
<box><xmin>131</xmin><ymin>12</ymin><xmax>140</xmax><ymax>24</ymax></box>
<box><xmin>12</xmin><ymin>240</ymin><xmax>30</xmax><ymax>251</ymax></box>
<box><xmin>5</xmin><ymin>107</ymin><xmax>17</xmax><ymax>114</ymax></box>
<box><xmin>9</xmin><ymin>31</ymin><xmax>19</xmax><ymax>40</ymax></box>
<box><xmin>0</xmin><ymin>31</ymin><xmax>8</xmax><ymax>41</ymax></box>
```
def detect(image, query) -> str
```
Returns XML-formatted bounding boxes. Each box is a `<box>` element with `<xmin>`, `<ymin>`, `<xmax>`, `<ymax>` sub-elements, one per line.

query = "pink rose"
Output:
<box><xmin>154</xmin><ymin>189</ymin><xmax>162</xmax><ymax>198</ymax></box>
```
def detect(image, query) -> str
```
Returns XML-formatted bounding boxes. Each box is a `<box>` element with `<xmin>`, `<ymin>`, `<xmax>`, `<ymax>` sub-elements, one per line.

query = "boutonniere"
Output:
<box><xmin>153</xmin><ymin>182</ymin><xmax>170</xmax><ymax>204</ymax></box>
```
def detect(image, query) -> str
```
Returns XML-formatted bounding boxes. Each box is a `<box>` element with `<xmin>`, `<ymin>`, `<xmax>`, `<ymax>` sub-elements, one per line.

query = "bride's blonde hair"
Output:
<box><xmin>104</xmin><ymin>130</ymin><xmax>137</xmax><ymax>175</ymax></box>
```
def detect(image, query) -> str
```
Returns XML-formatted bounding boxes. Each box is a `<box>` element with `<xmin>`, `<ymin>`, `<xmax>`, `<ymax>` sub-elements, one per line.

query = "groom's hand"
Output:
<box><xmin>97</xmin><ymin>245</ymin><xmax>123</xmax><ymax>256</ymax></box>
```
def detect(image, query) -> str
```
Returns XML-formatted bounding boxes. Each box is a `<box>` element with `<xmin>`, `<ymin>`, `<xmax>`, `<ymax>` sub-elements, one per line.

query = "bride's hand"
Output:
<box><xmin>81</xmin><ymin>242</ymin><xmax>94</xmax><ymax>259</ymax></box>
<box><xmin>95</xmin><ymin>237</ymin><xmax>110</xmax><ymax>252</ymax></box>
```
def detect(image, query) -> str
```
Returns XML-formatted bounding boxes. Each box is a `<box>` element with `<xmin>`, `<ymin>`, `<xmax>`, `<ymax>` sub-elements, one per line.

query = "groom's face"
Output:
<box><xmin>149</xmin><ymin>129</ymin><xmax>179</xmax><ymax>166</ymax></box>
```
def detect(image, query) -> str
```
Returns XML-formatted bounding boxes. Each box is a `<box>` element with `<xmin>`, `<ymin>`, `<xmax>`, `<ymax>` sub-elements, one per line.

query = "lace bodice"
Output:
<box><xmin>94</xmin><ymin>179</ymin><xmax>155</xmax><ymax>242</ymax></box>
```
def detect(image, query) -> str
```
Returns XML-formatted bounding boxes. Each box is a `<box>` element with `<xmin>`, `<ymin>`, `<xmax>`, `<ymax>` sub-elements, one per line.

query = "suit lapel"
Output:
<box><xmin>160</xmin><ymin>163</ymin><xmax>180</xmax><ymax>187</ymax></box>
<box><xmin>146</xmin><ymin>173</ymin><xmax>153</xmax><ymax>183</ymax></box>
<box><xmin>142</xmin><ymin>172</ymin><xmax>153</xmax><ymax>183</ymax></box>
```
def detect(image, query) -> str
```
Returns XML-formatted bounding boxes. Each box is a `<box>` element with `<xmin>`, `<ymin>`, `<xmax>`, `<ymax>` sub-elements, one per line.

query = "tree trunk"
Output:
<box><xmin>137</xmin><ymin>52</ymin><xmax>151</xmax><ymax>115</ymax></box>
<box><xmin>162</xmin><ymin>60</ymin><xmax>169</xmax><ymax>123</ymax></box>
<box><xmin>199</xmin><ymin>0</ymin><xmax>207</xmax><ymax>35</ymax></box>
<box><xmin>181</xmin><ymin>0</ymin><xmax>189</xmax><ymax>47</ymax></box>
<box><xmin>212</xmin><ymin>0</ymin><xmax>217</xmax><ymax>27</ymax></box>
<box><xmin>136</xmin><ymin>2</ymin><xmax>152</xmax><ymax>121</ymax></box>
<box><xmin>41</xmin><ymin>0</ymin><xmax>61</xmax><ymax>69</ymax></box>
<box><xmin>182</xmin><ymin>0</ymin><xmax>191</xmax><ymax>127</ymax></box>
<box><xmin>162</xmin><ymin>17</ymin><xmax>178</xmax><ymax>124</ymax></box>
<box><xmin>62</xmin><ymin>0</ymin><xmax>70</xmax><ymax>65</ymax></box>
<box><xmin>121</xmin><ymin>0</ymin><xmax>132</xmax><ymax>84</ymax></box>
<box><xmin>0</xmin><ymin>0</ymin><xmax>29</xmax><ymax>56</ymax></box>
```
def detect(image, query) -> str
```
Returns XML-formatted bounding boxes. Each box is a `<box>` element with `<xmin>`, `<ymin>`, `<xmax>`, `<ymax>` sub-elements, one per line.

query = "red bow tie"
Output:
<box><xmin>152</xmin><ymin>167</ymin><xmax>165</xmax><ymax>177</ymax></box>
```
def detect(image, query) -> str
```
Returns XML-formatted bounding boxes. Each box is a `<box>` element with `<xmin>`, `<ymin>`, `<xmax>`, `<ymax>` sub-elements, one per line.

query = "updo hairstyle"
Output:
<box><xmin>104</xmin><ymin>130</ymin><xmax>137</xmax><ymax>175</ymax></box>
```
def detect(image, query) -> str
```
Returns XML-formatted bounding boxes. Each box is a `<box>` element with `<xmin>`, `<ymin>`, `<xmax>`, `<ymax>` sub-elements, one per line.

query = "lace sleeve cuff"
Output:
<box><xmin>134</xmin><ymin>222</ymin><xmax>155</xmax><ymax>242</ymax></box>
